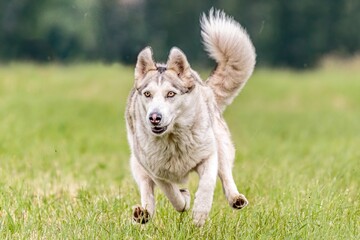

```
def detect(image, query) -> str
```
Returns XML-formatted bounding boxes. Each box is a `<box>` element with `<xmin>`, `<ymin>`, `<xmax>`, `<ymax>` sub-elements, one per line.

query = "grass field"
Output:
<box><xmin>0</xmin><ymin>63</ymin><xmax>359</xmax><ymax>239</ymax></box>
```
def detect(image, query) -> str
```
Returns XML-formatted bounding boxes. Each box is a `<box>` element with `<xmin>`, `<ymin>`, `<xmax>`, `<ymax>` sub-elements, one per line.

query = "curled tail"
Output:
<box><xmin>201</xmin><ymin>9</ymin><xmax>256</xmax><ymax>111</ymax></box>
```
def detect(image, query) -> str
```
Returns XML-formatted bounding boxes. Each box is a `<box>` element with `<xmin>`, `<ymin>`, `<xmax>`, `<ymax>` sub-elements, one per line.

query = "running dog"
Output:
<box><xmin>125</xmin><ymin>8</ymin><xmax>256</xmax><ymax>226</ymax></box>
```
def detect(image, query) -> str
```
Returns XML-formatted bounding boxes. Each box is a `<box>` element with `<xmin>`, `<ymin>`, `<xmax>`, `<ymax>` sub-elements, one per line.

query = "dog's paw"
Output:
<box><xmin>132</xmin><ymin>205</ymin><xmax>150</xmax><ymax>224</ymax></box>
<box><xmin>180</xmin><ymin>188</ymin><xmax>191</xmax><ymax>212</ymax></box>
<box><xmin>192</xmin><ymin>211</ymin><xmax>208</xmax><ymax>227</ymax></box>
<box><xmin>231</xmin><ymin>194</ymin><xmax>248</xmax><ymax>209</ymax></box>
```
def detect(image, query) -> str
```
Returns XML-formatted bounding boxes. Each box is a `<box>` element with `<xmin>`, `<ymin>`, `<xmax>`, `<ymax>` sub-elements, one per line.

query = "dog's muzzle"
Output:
<box><xmin>151</xmin><ymin>125</ymin><xmax>167</xmax><ymax>134</ymax></box>
<box><xmin>149</xmin><ymin>112</ymin><xmax>162</xmax><ymax>126</ymax></box>
<box><xmin>148</xmin><ymin>111</ymin><xmax>167</xmax><ymax>135</ymax></box>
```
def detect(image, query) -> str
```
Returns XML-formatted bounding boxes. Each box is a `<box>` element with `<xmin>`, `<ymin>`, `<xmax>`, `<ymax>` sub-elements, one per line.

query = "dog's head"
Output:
<box><xmin>134</xmin><ymin>47</ymin><xmax>197</xmax><ymax>136</ymax></box>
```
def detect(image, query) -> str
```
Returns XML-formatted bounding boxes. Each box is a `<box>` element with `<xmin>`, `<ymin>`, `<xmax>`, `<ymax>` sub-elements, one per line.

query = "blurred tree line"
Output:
<box><xmin>0</xmin><ymin>0</ymin><xmax>359</xmax><ymax>68</ymax></box>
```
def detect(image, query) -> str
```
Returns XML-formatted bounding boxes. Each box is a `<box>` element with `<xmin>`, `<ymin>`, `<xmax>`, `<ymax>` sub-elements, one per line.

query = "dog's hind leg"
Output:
<box><xmin>217</xmin><ymin>136</ymin><xmax>248</xmax><ymax>210</ymax></box>
<box><xmin>131</xmin><ymin>156</ymin><xmax>155</xmax><ymax>224</ymax></box>
<box><xmin>153</xmin><ymin>179</ymin><xmax>191</xmax><ymax>213</ymax></box>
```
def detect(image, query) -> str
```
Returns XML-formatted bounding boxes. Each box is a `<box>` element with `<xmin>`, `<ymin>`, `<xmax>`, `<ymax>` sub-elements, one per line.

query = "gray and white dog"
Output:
<box><xmin>125</xmin><ymin>9</ymin><xmax>256</xmax><ymax>226</ymax></box>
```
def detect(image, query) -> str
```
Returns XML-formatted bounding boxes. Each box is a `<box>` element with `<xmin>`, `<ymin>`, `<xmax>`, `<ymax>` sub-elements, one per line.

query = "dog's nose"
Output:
<box><xmin>149</xmin><ymin>112</ymin><xmax>162</xmax><ymax>125</ymax></box>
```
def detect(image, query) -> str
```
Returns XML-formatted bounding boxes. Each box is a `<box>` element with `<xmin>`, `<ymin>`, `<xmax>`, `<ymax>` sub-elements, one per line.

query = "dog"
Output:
<box><xmin>125</xmin><ymin>8</ymin><xmax>256</xmax><ymax>226</ymax></box>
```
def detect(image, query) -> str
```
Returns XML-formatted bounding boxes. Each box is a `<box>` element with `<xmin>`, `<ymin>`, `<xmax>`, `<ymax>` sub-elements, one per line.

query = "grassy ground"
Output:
<box><xmin>0</xmin><ymin>63</ymin><xmax>359</xmax><ymax>239</ymax></box>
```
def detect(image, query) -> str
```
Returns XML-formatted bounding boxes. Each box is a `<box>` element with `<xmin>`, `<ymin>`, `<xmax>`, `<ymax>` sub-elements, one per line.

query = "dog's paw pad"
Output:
<box><xmin>232</xmin><ymin>194</ymin><xmax>248</xmax><ymax>209</ymax></box>
<box><xmin>132</xmin><ymin>205</ymin><xmax>150</xmax><ymax>224</ymax></box>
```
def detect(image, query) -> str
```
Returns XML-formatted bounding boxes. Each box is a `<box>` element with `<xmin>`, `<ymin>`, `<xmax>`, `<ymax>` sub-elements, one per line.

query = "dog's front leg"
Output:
<box><xmin>131</xmin><ymin>156</ymin><xmax>155</xmax><ymax>224</ymax></box>
<box><xmin>193</xmin><ymin>152</ymin><xmax>218</xmax><ymax>226</ymax></box>
<box><xmin>154</xmin><ymin>179</ymin><xmax>191</xmax><ymax>212</ymax></box>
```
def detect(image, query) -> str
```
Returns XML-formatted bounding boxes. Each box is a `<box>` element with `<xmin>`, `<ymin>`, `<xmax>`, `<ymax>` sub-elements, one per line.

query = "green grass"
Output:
<box><xmin>0</xmin><ymin>63</ymin><xmax>359</xmax><ymax>239</ymax></box>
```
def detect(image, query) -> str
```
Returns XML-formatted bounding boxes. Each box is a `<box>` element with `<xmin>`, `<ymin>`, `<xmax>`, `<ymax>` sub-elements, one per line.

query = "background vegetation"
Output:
<box><xmin>1</xmin><ymin>0</ymin><xmax>360</xmax><ymax>68</ymax></box>
<box><xmin>0</xmin><ymin>63</ymin><xmax>359</xmax><ymax>238</ymax></box>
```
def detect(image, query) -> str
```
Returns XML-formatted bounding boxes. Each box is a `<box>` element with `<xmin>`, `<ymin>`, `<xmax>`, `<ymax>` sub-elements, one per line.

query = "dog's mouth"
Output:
<box><xmin>151</xmin><ymin>125</ymin><xmax>168</xmax><ymax>135</ymax></box>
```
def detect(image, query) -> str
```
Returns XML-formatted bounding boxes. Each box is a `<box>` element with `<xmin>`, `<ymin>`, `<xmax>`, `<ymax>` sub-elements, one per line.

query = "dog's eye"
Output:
<box><xmin>167</xmin><ymin>91</ymin><xmax>176</xmax><ymax>98</ymax></box>
<box><xmin>144</xmin><ymin>91</ymin><xmax>151</xmax><ymax>98</ymax></box>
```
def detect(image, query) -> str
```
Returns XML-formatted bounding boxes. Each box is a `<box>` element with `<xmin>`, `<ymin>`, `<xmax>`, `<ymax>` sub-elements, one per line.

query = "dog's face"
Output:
<box><xmin>134</xmin><ymin>47</ymin><xmax>196</xmax><ymax>136</ymax></box>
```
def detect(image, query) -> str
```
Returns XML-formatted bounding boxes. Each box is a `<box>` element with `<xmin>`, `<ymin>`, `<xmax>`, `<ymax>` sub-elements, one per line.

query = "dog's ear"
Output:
<box><xmin>135</xmin><ymin>47</ymin><xmax>156</xmax><ymax>81</ymax></box>
<box><xmin>167</xmin><ymin>47</ymin><xmax>191</xmax><ymax>76</ymax></box>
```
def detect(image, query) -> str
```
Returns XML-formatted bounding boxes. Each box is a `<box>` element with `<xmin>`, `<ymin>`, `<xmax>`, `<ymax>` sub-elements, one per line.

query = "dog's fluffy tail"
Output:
<box><xmin>201</xmin><ymin>9</ymin><xmax>256</xmax><ymax>111</ymax></box>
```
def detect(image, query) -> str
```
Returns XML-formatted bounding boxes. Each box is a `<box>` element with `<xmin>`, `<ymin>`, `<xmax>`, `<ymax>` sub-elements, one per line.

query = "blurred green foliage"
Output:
<box><xmin>0</xmin><ymin>0</ymin><xmax>359</xmax><ymax>68</ymax></box>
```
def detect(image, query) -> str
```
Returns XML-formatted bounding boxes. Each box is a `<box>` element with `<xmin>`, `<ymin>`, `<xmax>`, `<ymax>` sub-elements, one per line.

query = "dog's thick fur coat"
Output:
<box><xmin>126</xmin><ymin>9</ymin><xmax>256</xmax><ymax>226</ymax></box>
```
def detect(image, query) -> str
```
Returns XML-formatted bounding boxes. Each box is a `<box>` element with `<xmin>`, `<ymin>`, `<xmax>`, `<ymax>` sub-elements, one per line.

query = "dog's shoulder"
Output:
<box><xmin>125</xmin><ymin>88</ymin><xmax>137</xmax><ymax>135</ymax></box>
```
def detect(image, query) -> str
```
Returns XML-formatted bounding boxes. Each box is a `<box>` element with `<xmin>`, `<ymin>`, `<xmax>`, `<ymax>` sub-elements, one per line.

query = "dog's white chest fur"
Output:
<box><xmin>137</xmin><ymin>125</ymin><xmax>215</xmax><ymax>183</ymax></box>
